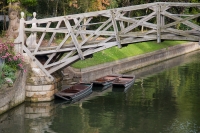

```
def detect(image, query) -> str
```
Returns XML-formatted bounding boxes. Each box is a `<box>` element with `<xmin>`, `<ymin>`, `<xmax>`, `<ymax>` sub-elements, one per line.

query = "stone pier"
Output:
<box><xmin>24</xmin><ymin>54</ymin><xmax>62</xmax><ymax>102</ymax></box>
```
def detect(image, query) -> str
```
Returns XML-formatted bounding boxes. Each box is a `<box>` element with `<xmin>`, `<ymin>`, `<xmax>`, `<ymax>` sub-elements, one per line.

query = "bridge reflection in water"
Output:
<box><xmin>1</xmin><ymin>50</ymin><xmax>200</xmax><ymax>133</ymax></box>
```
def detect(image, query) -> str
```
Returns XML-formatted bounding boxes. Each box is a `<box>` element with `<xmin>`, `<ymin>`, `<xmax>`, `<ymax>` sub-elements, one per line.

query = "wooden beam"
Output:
<box><xmin>43</xmin><ymin>34</ymin><xmax>70</xmax><ymax>66</ymax></box>
<box><xmin>111</xmin><ymin>10</ymin><xmax>121</xmax><ymax>48</ymax></box>
<box><xmin>162</xmin><ymin>13</ymin><xmax>200</xmax><ymax>29</ymax></box>
<box><xmin>163</xmin><ymin>28</ymin><xmax>199</xmax><ymax>40</ymax></box>
<box><xmin>33</xmin><ymin>21</ymin><xmax>51</xmax><ymax>54</ymax></box>
<box><xmin>48</xmin><ymin>20</ymin><xmax>62</xmax><ymax>46</ymax></box>
<box><xmin>23</xmin><ymin>45</ymin><xmax>54</xmax><ymax>81</ymax></box>
<box><xmin>162</xmin><ymin>11</ymin><xmax>200</xmax><ymax>31</ymax></box>
<box><xmin>121</xmin><ymin>11</ymin><xmax>156</xmax><ymax>34</ymax></box>
<box><xmin>79</xmin><ymin>18</ymin><xmax>112</xmax><ymax>46</ymax></box>
<box><xmin>157</xmin><ymin>5</ymin><xmax>161</xmax><ymax>43</ymax></box>
<box><xmin>65</xmin><ymin>19</ymin><xmax>84</xmax><ymax>60</ymax></box>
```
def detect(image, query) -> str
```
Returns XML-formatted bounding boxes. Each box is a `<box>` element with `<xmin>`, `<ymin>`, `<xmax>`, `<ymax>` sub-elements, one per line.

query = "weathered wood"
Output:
<box><xmin>79</xmin><ymin>18</ymin><xmax>112</xmax><ymax>46</ymax></box>
<box><xmin>162</xmin><ymin>11</ymin><xmax>200</xmax><ymax>31</ymax></box>
<box><xmin>44</xmin><ymin>34</ymin><xmax>70</xmax><ymax>66</ymax></box>
<box><xmin>121</xmin><ymin>12</ymin><xmax>156</xmax><ymax>34</ymax></box>
<box><xmin>163</xmin><ymin>28</ymin><xmax>199</xmax><ymax>40</ymax></box>
<box><xmin>23</xmin><ymin>45</ymin><xmax>54</xmax><ymax>81</ymax></box>
<box><xmin>117</xmin><ymin>16</ymin><xmax>157</xmax><ymax>30</ymax></box>
<box><xmin>15</xmin><ymin>2</ymin><xmax>200</xmax><ymax>78</ymax></box>
<box><xmin>15</xmin><ymin>12</ymin><xmax>25</xmax><ymax>54</ymax></box>
<box><xmin>65</xmin><ymin>19</ymin><xmax>84</xmax><ymax>60</ymax></box>
<box><xmin>89</xmin><ymin>23</ymin><xmax>113</xmax><ymax>42</ymax></box>
<box><xmin>157</xmin><ymin>5</ymin><xmax>161</xmax><ymax>43</ymax></box>
<box><xmin>48</xmin><ymin>20</ymin><xmax>62</xmax><ymax>46</ymax></box>
<box><xmin>34</xmin><ymin>21</ymin><xmax>51</xmax><ymax>54</ymax></box>
<box><xmin>162</xmin><ymin>13</ymin><xmax>200</xmax><ymax>29</ymax></box>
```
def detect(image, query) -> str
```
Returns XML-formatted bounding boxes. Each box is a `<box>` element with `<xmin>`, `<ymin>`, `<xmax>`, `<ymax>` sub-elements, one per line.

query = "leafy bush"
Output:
<box><xmin>0</xmin><ymin>39</ymin><xmax>25</xmax><ymax>88</ymax></box>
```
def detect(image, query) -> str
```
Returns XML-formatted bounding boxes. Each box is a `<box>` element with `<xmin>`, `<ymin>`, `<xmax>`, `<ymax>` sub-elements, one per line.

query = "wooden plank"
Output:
<box><xmin>117</xmin><ymin>16</ymin><xmax>157</xmax><ymax>30</ymax></box>
<box><xmin>65</xmin><ymin>19</ymin><xmax>84</xmax><ymax>60</ymax></box>
<box><xmin>48</xmin><ymin>55</ymin><xmax>79</xmax><ymax>74</ymax></box>
<box><xmin>161</xmin><ymin>35</ymin><xmax>199</xmax><ymax>41</ymax></box>
<box><xmin>162</xmin><ymin>11</ymin><xmax>200</xmax><ymax>31</ymax></box>
<box><xmin>158</xmin><ymin>2</ymin><xmax>200</xmax><ymax>7</ymax></box>
<box><xmin>45</xmin><ymin>51</ymin><xmax>75</xmax><ymax>68</ymax></box>
<box><xmin>33</xmin><ymin>21</ymin><xmax>51</xmax><ymax>54</ymax></box>
<box><xmin>43</xmin><ymin>34</ymin><xmax>70</xmax><ymax>66</ymax></box>
<box><xmin>157</xmin><ymin>5</ymin><xmax>161</xmax><ymax>43</ymax></box>
<box><xmin>121</xmin><ymin>11</ymin><xmax>156</xmax><ymax>34</ymax></box>
<box><xmin>79</xmin><ymin>18</ymin><xmax>112</xmax><ymax>46</ymax></box>
<box><xmin>163</xmin><ymin>28</ymin><xmax>199</xmax><ymax>40</ymax></box>
<box><xmin>24</xmin><ymin>10</ymin><xmax>111</xmax><ymax>24</ymax></box>
<box><xmin>111</xmin><ymin>10</ymin><xmax>121</xmax><ymax>48</ymax></box>
<box><xmin>15</xmin><ymin>13</ymin><xmax>25</xmax><ymax>54</ymax></box>
<box><xmin>48</xmin><ymin>20</ymin><xmax>62</xmax><ymax>46</ymax></box>
<box><xmin>23</xmin><ymin>45</ymin><xmax>54</xmax><ymax>81</ymax></box>
<box><xmin>83</xmin><ymin>42</ymin><xmax>118</xmax><ymax>56</ymax></box>
<box><xmin>121</xmin><ymin>37</ymin><xmax>156</xmax><ymax>44</ymax></box>
<box><xmin>73</xmin><ymin>18</ymin><xmax>86</xmax><ymax>40</ymax></box>
<box><xmin>116</xmin><ymin>3</ymin><xmax>156</xmax><ymax>12</ymax></box>
<box><xmin>34</xmin><ymin>47</ymin><xmax>76</xmax><ymax>55</ymax></box>
<box><xmin>90</xmin><ymin>23</ymin><xmax>113</xmax><ymax>42</ymax></box>
<box><xmin>162</xmin><ymin>13</ymin><xmax>200</xmax><ymax>29</ymax></box>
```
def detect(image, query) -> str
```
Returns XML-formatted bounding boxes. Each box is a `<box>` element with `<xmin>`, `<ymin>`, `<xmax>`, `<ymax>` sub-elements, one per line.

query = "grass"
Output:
<box><xmin>71</xmin><ymin>40</ymin><xmax>188</xmax><ymax>69</ymax></box>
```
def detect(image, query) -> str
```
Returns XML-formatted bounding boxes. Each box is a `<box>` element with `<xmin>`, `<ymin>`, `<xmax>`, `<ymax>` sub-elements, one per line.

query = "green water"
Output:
<box><xmin>1</xmin><ymin>51</ymin><xmax>200</xmax><ymax>133</ymax></box>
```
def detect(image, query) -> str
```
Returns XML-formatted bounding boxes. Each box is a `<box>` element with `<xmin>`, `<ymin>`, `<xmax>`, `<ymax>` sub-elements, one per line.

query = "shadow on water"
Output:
<box><xmin>1</xmin><ymin>50</ymin><xmax>200</xmax><ymax>133</ymax></box>
<box><xmin>127</xmin><ymin>50</ymin><xmax>200</xmax><ymax>80</ymax></box>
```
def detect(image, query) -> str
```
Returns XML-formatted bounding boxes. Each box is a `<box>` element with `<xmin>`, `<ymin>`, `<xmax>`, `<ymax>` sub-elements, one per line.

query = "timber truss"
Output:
<box><xmin>15</xmin><ymin>2</ymin><xmax>200</xmax><ymax>81</ymax></box>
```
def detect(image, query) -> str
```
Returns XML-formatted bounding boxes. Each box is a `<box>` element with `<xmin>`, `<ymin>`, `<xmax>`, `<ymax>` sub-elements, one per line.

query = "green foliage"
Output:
<box><xmin>0</xmin><ymin>38</ymin><xmax>25</xmax><ymax>88</ymax></box>
<box><xmin>72</xmin><ymin>41</ymin><xmax>187</xmax><ymax>68</ymax></box>
<box><xmin>2</xmin><ymin>64</ymin><xmax>16</xmax><ymax>81</ymax></box>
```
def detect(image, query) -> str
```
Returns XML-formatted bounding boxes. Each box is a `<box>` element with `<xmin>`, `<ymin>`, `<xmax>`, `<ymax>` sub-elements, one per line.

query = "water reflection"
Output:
<box><xmin>1</xmin><ymin>50</ymin><xmax>200</xmax><ymax>133</ymax></box>
<box><xmin>24</xmin><ymin>102</ymin><xmax>56</xmax><ymax>133</ymax></box>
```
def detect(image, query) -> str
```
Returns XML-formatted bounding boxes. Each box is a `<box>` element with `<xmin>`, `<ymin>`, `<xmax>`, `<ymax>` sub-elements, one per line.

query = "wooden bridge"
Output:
<box><xmin>14</xmin><ymin>2</ymin><xmax>200</xmax><ymax>81</ymax></box>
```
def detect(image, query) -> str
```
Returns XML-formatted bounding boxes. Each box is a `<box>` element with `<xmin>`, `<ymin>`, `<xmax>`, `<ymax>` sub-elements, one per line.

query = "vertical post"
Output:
<box><xmin>157</xmin><ymin>4</ymin><xmax>161</xmax><ymax>43</ymax></box>
<box><xmin>25</xmin><ymin>12</ymin><xmax>38</xmax><ymax>49</ymax></box>
<box><xmin>110</xmin><ymin>10</ymin><xmax>121</xmax><ymax>48</ymax></box>
<box><xmin>161</xmin><ymin>14</ymin><xmax>165</xmax><ymax>26</ymax></box>
<box><xmin>17</xmin><ymin>12</ymin><xmax>25</xmax><ymax>54</ymax></box>
<box><xmin>19</xmin><ymin>12</ymin><xmax>25</xmax><ymax>54</ymax></box>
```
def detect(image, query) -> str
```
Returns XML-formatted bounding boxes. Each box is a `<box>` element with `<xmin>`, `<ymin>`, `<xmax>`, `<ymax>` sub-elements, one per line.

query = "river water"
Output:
<box><xmin>1</xmin><ymin>50</ymin><xmax>200</xmax><ymax>133</ymax></box>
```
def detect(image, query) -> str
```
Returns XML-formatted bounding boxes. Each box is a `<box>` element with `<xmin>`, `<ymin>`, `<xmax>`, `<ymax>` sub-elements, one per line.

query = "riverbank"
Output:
<box><xmin>63</xmin><ymin>42</ymin><xmax>200</xmax><ymax>82</ymax></box>
<box><xmin>0</xmin><ymin>41</ymin><xmax>199</xmax><ymax>115</ymax></box>
<box><xmin>72</xmin><ymin>40</ymin><xmax>187</xmax><ymax>69</ymax></box>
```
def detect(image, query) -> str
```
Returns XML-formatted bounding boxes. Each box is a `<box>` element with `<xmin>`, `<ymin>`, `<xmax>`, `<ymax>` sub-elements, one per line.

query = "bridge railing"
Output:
<box><xmin>15</xmin><ymin>2</ymin><xmax>200</xmax><ymax>81</ymax></box>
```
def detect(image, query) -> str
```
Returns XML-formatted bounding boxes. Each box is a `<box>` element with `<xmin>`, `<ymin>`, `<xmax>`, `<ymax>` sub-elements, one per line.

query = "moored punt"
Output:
<box><xmin>54</xmin><ymin>83</ymin><xmax>93</xmax><ymax>101</ymax></box>
<box><xmin>91</xmin><ymin>74</ymin><xmax>121</xmax><ymax>86</ymax></box>
<box><xmin>112</xmin><ymin>75</ymin><xmax>135</xmax><ymax>88</ymax></box>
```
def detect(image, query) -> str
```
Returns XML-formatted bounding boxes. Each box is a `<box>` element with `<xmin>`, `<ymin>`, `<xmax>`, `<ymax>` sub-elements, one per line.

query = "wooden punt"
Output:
<box><xmin>91</xmin><ymin>74</ymin><xmax>121</xmax><ymax>86</ymax></box>
<box><xmin>112</xmin><ymin>75</ymin><xmax>135</xmax><ymax>88</ymax></box>
<box><xmin>54</xmin><ymin>83</ymin><xmax>93</xmax><ymax>101</ymax></box>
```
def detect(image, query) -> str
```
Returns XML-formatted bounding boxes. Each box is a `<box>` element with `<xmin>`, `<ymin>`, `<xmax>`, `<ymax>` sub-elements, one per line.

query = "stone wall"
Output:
<box><xmin>0</xmin><ymin>69</ymin><xmax>27</xmax><ymax>115</ymax></box>
<box><xmin>24</xmin><ymin>54</ymin><xmax>63</xmax><ymax>102</ymax></box>
<box><xmin>26</xmin><ymin>71</ymin><xmax>62</xmax><ymax>102</ymax></box>
<box><xmin>64</xmin><ymin>42</ymin><xmax>200</xmax><ymax>82</ymax></box>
